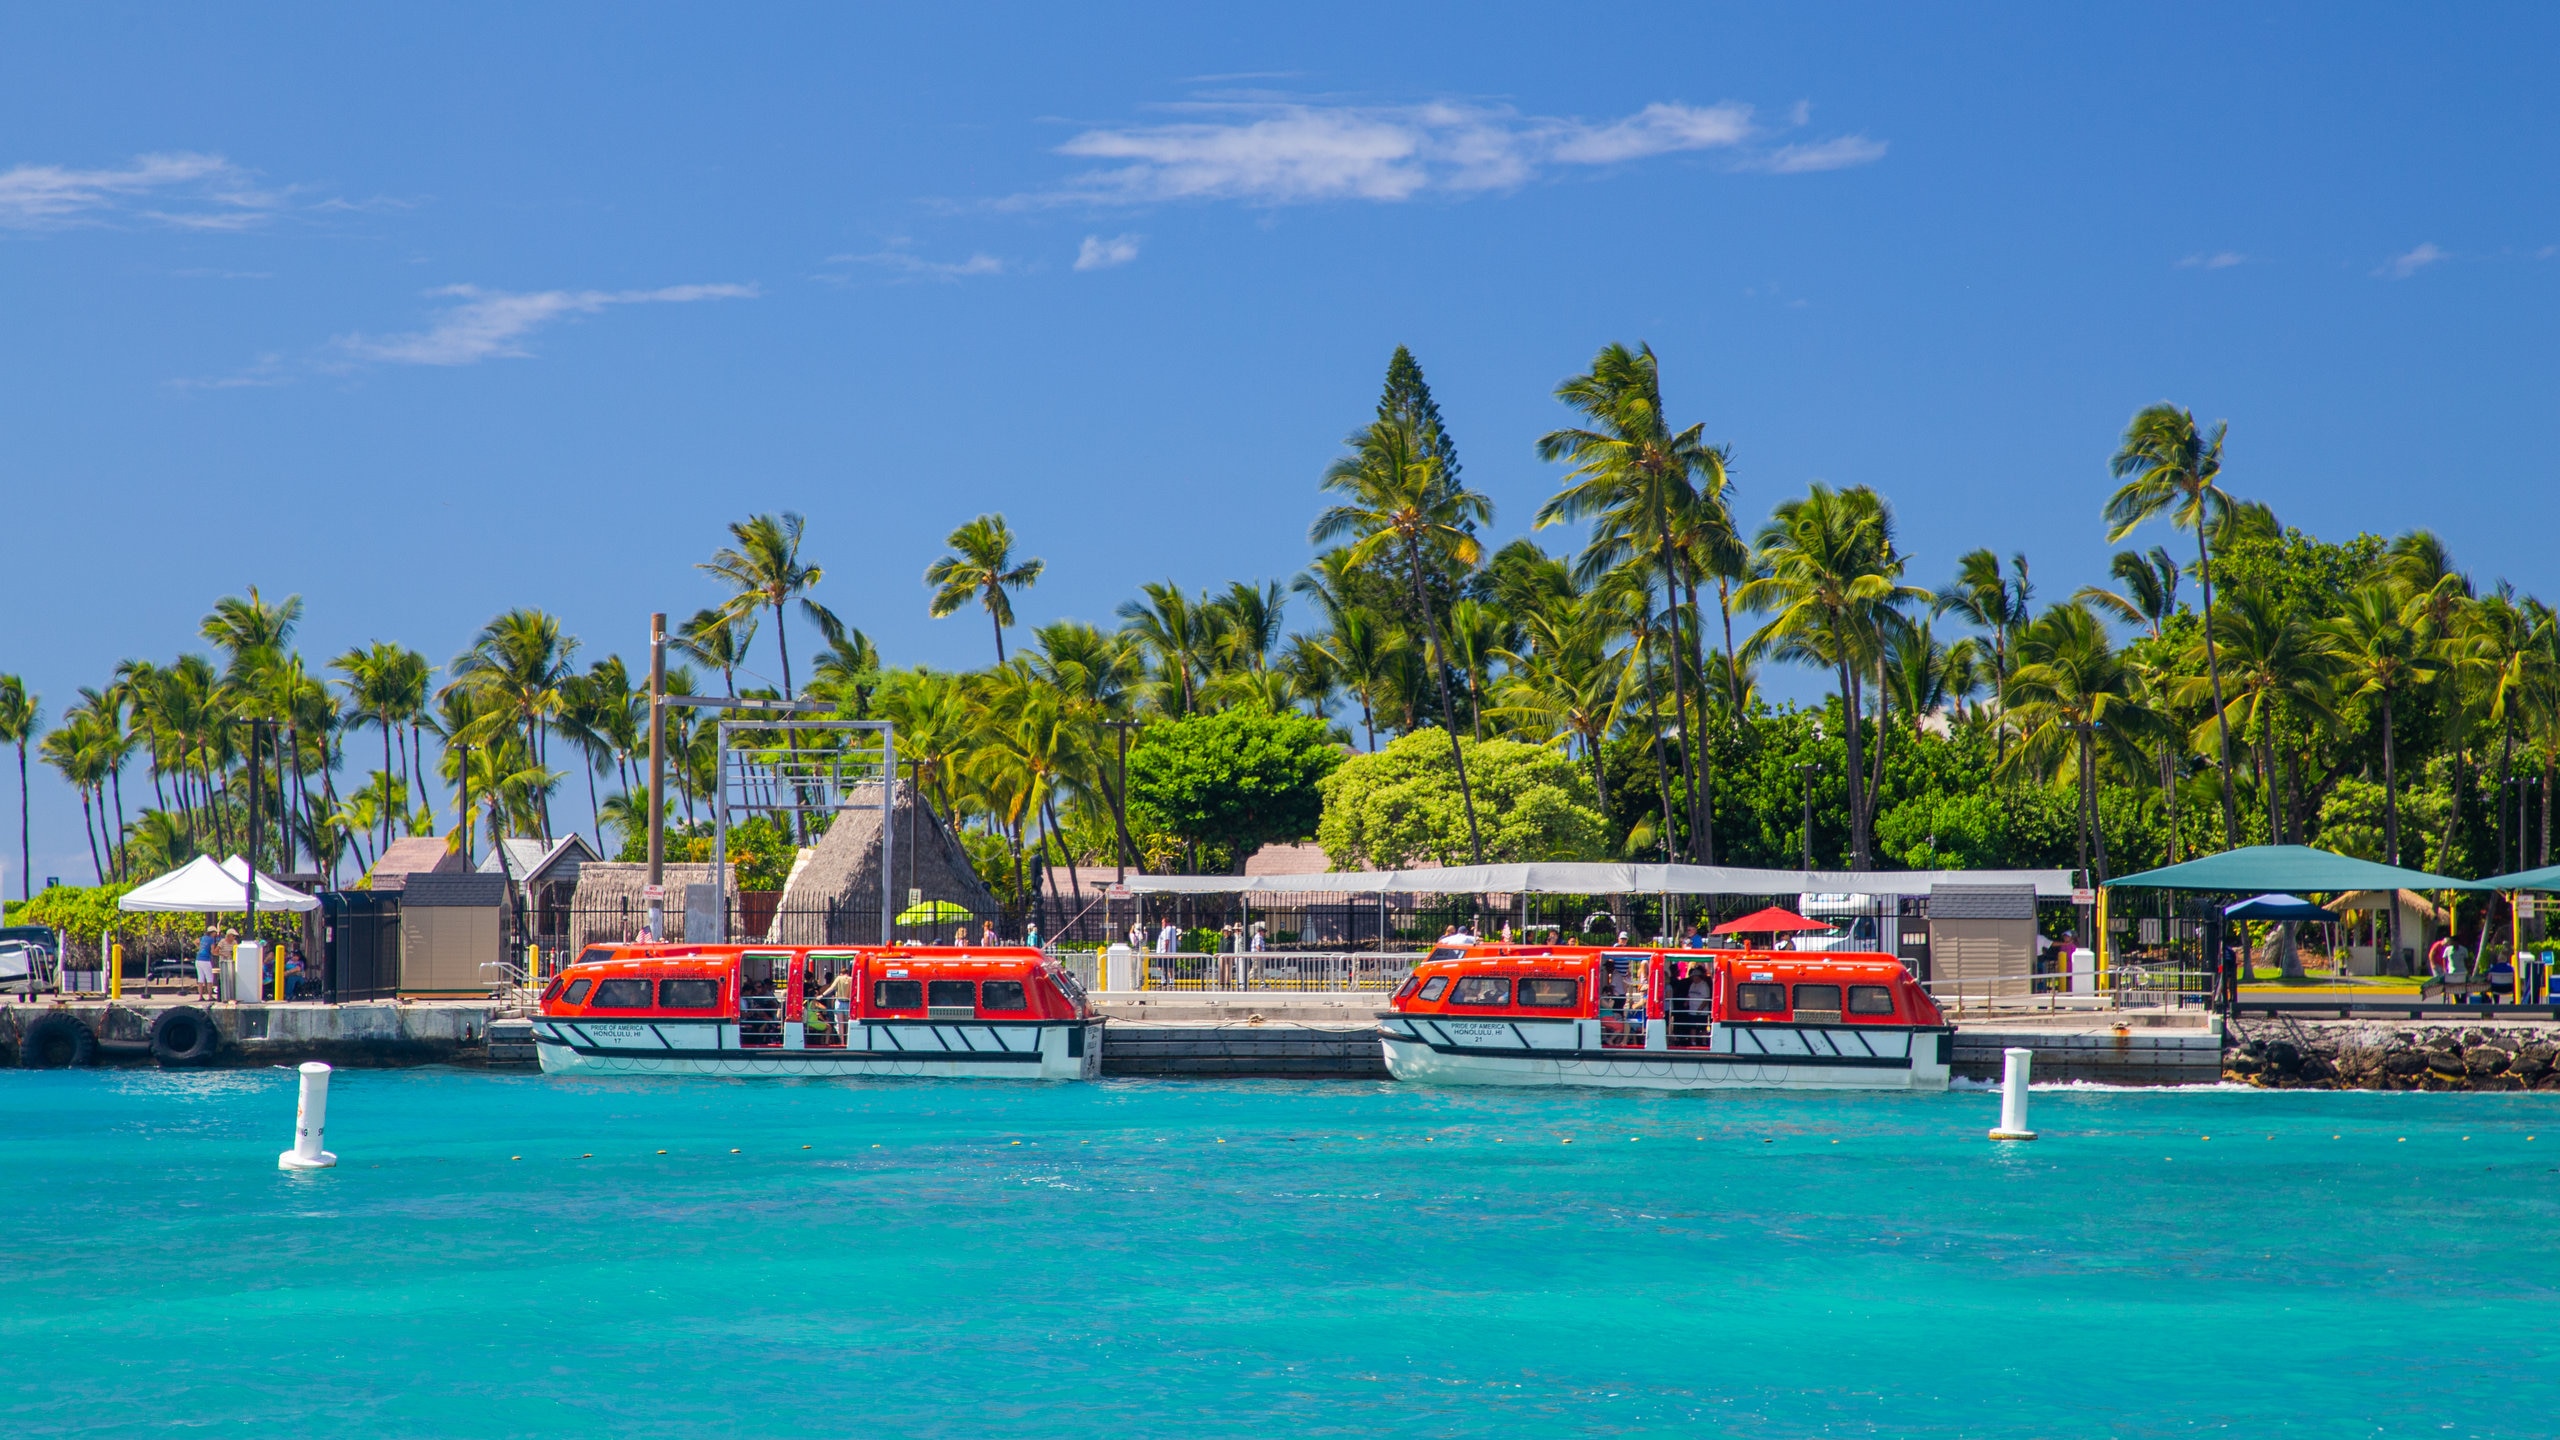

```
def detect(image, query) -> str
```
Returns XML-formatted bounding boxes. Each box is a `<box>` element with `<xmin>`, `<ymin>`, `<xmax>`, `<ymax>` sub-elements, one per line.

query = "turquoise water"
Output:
<box><xmin>3</xmin><ymin>1071</ymin><xmax>2554</xmax><ymax>1438</ymax></box>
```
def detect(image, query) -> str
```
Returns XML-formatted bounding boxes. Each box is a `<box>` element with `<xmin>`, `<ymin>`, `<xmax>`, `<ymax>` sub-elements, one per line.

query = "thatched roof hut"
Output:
<box><xmin>770</xmin><ymin>782</ymin><xmax>998</xmax><ymax>944</ymax></box>
<box><xmin>564</xmin><ymin>861</ymin><xmax>734</xmax><ymax>949</ymax></box>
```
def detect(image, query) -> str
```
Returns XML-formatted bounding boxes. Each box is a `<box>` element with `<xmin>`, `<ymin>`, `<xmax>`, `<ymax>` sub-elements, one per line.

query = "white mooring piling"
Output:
<box><xmin>1988</xmin><ymin>1046</ymin><xmax>2038</xmax><ymax>1141</ymax></box>
<box><xmin>277</xmin><ymin>1061</ymin><xmax>339</xmax><ymax>1171</ymax></box>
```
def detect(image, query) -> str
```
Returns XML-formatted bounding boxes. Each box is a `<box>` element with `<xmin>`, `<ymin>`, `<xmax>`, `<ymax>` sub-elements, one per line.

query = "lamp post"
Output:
<box><xmin>1796</xmin><ymin>761</ymin><xmax>1826</xmax><ymax>871</ymax></box>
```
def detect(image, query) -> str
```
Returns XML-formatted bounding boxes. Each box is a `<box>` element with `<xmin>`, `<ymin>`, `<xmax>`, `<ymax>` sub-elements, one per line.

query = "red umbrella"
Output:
<box><xmin>1711</xmin><ymin>906</ymin><xmax>1830</xmax><ymax>936</ymax></box>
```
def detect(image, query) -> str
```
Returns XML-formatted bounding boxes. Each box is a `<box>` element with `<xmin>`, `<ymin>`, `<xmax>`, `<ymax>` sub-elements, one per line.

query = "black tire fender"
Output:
<box><xmin>18</xmin><ymin>1011</ymin><xmax>98</xmax><ymax>1069</ymax></box>
<box><xmin>148</xmin><ymin>1005</ymin><xmax>221</xmax><ymax>1067</ymax></box>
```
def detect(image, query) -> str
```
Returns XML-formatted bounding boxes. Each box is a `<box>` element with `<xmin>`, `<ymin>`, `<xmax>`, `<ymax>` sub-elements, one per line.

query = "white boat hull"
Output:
<box><xmin>532</xmin><ymin>1017</ymin><xmax>1103</xmax><ymax>1080</ymax></box>
<box><xmin>1377</xmin><ymin>1014</ymin><xmax>1950</xmax><ymax>1091</ymax></box>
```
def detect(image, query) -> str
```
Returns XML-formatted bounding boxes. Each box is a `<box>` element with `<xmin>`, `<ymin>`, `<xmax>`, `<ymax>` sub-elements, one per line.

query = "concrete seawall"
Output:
<box><xmin>2</xmin><ymin>1000</ymin><xmax>509</xmax><ymax>1068</ymax></box>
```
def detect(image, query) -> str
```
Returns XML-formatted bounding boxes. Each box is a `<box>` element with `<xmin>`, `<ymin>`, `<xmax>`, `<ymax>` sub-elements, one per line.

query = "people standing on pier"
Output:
<box><xmin>193</xmin><ymin>924</ymin><xmax>217</xmax><ymax>1000</ymax></box>
<box><xmin>1155</xmin><ymin>917</ymin><xmax>1180</xmax><ymax>954</ymax></box>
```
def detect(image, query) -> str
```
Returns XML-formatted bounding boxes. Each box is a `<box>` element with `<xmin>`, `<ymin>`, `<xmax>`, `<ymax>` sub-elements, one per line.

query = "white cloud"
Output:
<box><xmin>0</xmin><ymin>151</ymin><xmax>287</xmax><ymax>230</ymax></box>
<box><xmin>829</xmin><ymin>249</ymin><xmax>1006</xmax><ymax>281</ymax></box>
<box><xmin>335</xmin><ymin>282</ymin><xmax>755</xmax><ymax>366</ymax></box>
<box><xmin>1750</xmin><ymin>134</ymin><xmax>1889</xmax><ymax>174</ymax></box>
<box><xmin>2179</xmin><ymin>251</ymin><xmax>2248</xmax><ymax>270</ymax></box>
<box><xmin>1027</xmin><ymin>97</ymin><xmax>1863</xmax><ymax>206</ymax></box>
<box><xmin>2377</xmin><ymin>242</ymin><xmax>2447</xmax><ymax>279</ymax></box>
<box><xmin>1074</xmin><ymin>233</ymin><xmax>1141</xmax><ymax>270</ymax></box>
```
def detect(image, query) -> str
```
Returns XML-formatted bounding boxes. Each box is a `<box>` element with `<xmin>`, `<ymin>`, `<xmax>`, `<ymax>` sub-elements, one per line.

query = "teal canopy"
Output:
<box><xmin>2105</xmin><ymin>844</ymin><xmax>2484</xmax><ymax>893</ymax></box>
<box><xmin>2480</xmin><ymin>863</ymin><xmax>2560</xmax><ymax>891</ymax></box>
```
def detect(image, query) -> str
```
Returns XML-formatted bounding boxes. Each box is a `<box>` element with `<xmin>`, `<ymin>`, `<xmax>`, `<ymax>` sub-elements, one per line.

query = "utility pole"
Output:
<box><xmin>646</xmin><ymin>612</ymin><xmax>667</xmax><ymax>942</ymax></box>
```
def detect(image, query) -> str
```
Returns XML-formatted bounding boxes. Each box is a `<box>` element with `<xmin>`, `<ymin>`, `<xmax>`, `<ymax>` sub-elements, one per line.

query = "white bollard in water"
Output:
<box><xmin>277</xmin><ymin>1061</ymin><xmax>339</xmax><ymax>1170</ymax></box>
<box><xmin>1989</xmin><ymin>1046</ymin><xmax>2038</xmax><ymax>1141</ymax></box>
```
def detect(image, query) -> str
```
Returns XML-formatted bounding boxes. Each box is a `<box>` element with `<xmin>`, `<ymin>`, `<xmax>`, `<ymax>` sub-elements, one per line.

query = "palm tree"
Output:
<box><xmin>1488</xmin><ymin>583</ymin><xmax>1631</xmax><ymax>816</ymax></box>
<box><xmin>2002</xmin><ymin>603</ymin><xmax>2150</xmax><ymax>885</ymax></box>
<box><xmin>2075</xmin><ymin>547</ymin><xmax>2182</xmax><ymax>641</ymax></box>
<box><xmin>925</xmin><ymin>514</ymin><xmax>1042</xmax><ymax>664</ymax></box>
<box><xmin>2316</xmin><ymin>584</ymin><xmax>2437</xmax><ymax>865</ymax></box>
<box><xmin>1312</xmin><ymin>415</ymin><xmax>1495</xmax><ymax>862</ymax></box>
<box><xmin>1210</xmin><ymin>581</ymin><xmax>1285</xmax><ymax>675</ymax></box>
<box><xmin>673</xmin><ymin>607</ymin><xmax>757</xmax><ymax>697</ymax></box>
<box><xmin>1736</xmin><ymin>483</ymin><xmax>1928</xmax><ymax>867</ymax></box>
<box><xmin>1536</xmin><ymin>342</ymin><xmax>1729</xmax><ymax>862</ymax></box>
<box><xmin>2177</xmin><ymin>587</ymin><xmax>2334</xmax><ymax>846</ymax></box>
<box><xmin>2107</xmin><ymin>404</ymin><xmax>2241</xmax><ymax>846</ymax></box>
<box><xmin>449</xmin><ymin>609</ymin><xmax>578</xmax><ymax>839</ymax></box>
<box><xmin>1116</xmin><ymin>582</ymin><xmax>1221</xmax><ymax>715</ymax></box>
<box><xmin>1934</xmin><ymin>549</ymin><xmax>2033</xmax><ymax>734</ymax></box>
<box><xmin>333</xmin><ymin>643</ymin><xmax>418</xmax><ymax>854</ymax></box>
<box><xmin>1884</xmin><ymin>621</ymin><xmax>1979</xmax><ymax>738</ymax></box>
<box><xmin>702</xmin><ymin>512</ymin><xmax>826</xmax><ymax>700</ymax></box>
<box><xmin>0</xmin><ymin>677</ymin><xmax>37</xmax><ymax>900</ymax></box>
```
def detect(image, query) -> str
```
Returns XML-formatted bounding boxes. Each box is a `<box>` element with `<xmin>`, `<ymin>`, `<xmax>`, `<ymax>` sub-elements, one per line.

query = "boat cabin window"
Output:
<box><xmin>1417</xmin><ymin>976</ymin><xmax>1449</xmax><ymax>1001</ymax></box>
<box><xmin>1791</xmin><ymin>984</ymin><xmax>1843</xmax><ymax>1013</ymax></box>
<box><xmin>981</xmin><ymin>979</ymin><xmax>1028</xmax><ymax>1011</ymax></box>
<box><xmin>563</xmin><ymin>978</ymin><xmax>593</xmax><ymax>1005</ymax></box>
<box><xmin>741</xmin><ymin>955</ymin><xmax>778</xmax><ymax>992</ymax></box>
<box><xmin>1428</xmin><ymin>946</ymin><xmax>1466</xmax><ymax>962</ymax></box>
<box><xmin>660</xmin><ymin>978</ymin><xmax>721</xmax><ymax>1009</ymax></box>
<box><xmin>576</xmin><ymin>946</ymin><xmax>615</xmax><ymax>969</ymax></box>
<box><xmin>1517</xmin><ymin>977</ymin><xmax>1579</xmax><ymax>1008</ymax></box>
<box><xmin>1847</xmin><ymin>984</ymin><xmax>1896</xmax><ymax>1015</ymax></box>
<box><xmin>590</xmin><ymin>978</ymin><xmax>651</xmax><ymax>1009</ymax></box>
<box><xmin>874</xmin><ymin>979</ymin><xmax>924</xmax><ymax>1009</ymax></box>
<box><xmin>1734</xmin><ymin>982</ymin><xmax>1786</xmax><ymax>1013</ymax></box>
<box><xmin>1449</xmin><ymin>975</ymin><xmax>1512</xmax><ymax>1006</ymax></box>
<box><xmin>927</xmin><ymin>979</ymin><xmax>977</xmax><ymax>1008</ymax></box>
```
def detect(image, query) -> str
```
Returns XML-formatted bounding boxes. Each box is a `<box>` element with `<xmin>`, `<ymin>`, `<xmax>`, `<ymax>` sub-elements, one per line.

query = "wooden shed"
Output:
<box><xmin>398</xmin><ymin>872</ymin><xmax>507</xmax><ymax>998</ymax></box>
<box><xmin>563</xmin><ymin>862</ymin><xmax>734</xmax><ymax>949</ymax></box>
<box><xmin>1927</xmin><ymin>884</ymin><xmax>2038</xmax><ymax>1001</ymax></box>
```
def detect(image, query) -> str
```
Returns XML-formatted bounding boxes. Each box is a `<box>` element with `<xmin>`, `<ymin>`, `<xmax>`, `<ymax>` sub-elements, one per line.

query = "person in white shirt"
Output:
<box><xmin>1155</xmin><ymin>919</ymin><xmax>1180</xmax><ymax>954</ymax></box>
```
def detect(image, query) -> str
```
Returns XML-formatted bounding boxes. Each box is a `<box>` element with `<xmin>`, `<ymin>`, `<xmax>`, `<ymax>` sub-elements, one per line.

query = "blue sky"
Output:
<box><xmin>3</xmin><ymin>3</ymin><xmax>2555</xmax><ymax>884</ymax></box>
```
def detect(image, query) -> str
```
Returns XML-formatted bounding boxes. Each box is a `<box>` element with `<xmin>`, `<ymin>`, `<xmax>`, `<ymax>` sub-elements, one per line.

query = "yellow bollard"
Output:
<box><xmin>110</xmin><ymin>942</ymin><xmax>123</xmax><ymax>1001</ymax></box>
<box><xmin>273</xmin><ymin>936</ymin><xmax>287</xmax><ymax>1002</ymax></box>
<box><xmin>529</xmin><ymin>944</ymin><xmax>542</xmax><ymax>986</ymax></box>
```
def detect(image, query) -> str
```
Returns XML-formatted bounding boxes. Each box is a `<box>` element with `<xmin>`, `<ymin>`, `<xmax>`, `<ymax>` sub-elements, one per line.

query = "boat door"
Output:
<box><xmin>740</xmin><ymin>950</ymin><xmax>790</xmax><ymax>1048</ymax></box>
<box><xmin>805</xmin><ymin>950</ymin><xmax>860</xmax><ymax>1049</ymax></box>
<box><xmin>1598</xmin><ymin>952</ymin><xmax>1657</xmax><ymax>1048</ymax></box>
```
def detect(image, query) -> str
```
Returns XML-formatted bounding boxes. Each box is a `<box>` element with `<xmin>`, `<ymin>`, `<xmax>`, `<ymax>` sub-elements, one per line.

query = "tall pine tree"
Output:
<box><xmin>1378</xmin><ymin>345</ymin><xmax>1463</xmax><ymax>506</ymax></box>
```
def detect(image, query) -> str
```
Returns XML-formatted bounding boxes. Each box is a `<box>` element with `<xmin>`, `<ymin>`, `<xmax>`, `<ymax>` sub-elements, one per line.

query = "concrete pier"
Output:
<box><xmin>2</xmin><ymin>1000</ymin><xmax>509</xmax><ymax>1068</ymax></box>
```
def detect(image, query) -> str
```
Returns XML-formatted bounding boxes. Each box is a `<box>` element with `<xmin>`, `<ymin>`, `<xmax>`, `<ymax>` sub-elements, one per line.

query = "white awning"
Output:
<box><xmin>1116</xmin><ymin>862</ymin><xmax>2075</xmax><ymax>899</ymax></box>
<box><xmin>118</xmin><ymin>854</ymin><xmax>320</xmax><ymax>913</ymax></box>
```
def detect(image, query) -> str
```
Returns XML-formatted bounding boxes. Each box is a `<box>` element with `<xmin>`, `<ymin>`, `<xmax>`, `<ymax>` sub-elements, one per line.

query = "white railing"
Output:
<box><xmin>1051</xmin><ymin>949</ymin><xmax>1426</xmax><ymax>993</ymax></box>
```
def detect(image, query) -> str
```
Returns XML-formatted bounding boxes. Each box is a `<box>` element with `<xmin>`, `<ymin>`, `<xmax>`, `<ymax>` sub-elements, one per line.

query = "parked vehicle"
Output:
<box><xmin>0</xmin><ymin>925</ymin><xmax>59</xmax><ymax>996</ymax></box>
<box><xmin>533</xmin><ymin>943</ymin><xmax>1101</xmax><ymax>1079</ymax></box>
<box><xmin>1377</xmin><ymin>944</ymin><xmax>1951</xmax><ymax>1091</ymax></box>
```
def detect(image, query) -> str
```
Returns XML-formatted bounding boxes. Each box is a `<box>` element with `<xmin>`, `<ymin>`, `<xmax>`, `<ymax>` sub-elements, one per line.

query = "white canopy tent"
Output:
<box><xmin>117</xmin><ymin>854</ymin><xmax>319</xmax><ymax>913</ymax></box>
<box><xmin>1115</xmin><ymin>862</ymin><xmax>2074</xmax><ymax>898</ymax></box>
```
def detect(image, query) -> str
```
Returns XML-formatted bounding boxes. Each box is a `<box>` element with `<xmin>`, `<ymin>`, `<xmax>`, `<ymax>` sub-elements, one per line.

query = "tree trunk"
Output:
<box><xmin>1406</xmin><ymin>539</ymin><xmax>1483</xmax><ymax>864</ymax></box>
<box><xmin>2196</xmin><ymin>528</ymin><xmax>2241</xmax><ymax>848</ymax></box>
<box><xmin>2273</xmin><ymin>922</ymin><xmax>2302</xmax><ymax>980</ymax></box>
<box><xmin>1836</xmin><ymin>653</ymin><xmax>1870</xmax><ymax>868</ymax></box>
<box><xmin>2381</xmin><ymin>695</ymin><xmax>2399</xmax><ymax>866</ymax></box>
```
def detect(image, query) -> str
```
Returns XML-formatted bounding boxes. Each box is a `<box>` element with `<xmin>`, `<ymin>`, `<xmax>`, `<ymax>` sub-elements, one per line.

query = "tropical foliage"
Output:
<box><xmin>11</xmin><ymin>346</ymin><xmax>2560</xmax><ymax>914</ymax></box>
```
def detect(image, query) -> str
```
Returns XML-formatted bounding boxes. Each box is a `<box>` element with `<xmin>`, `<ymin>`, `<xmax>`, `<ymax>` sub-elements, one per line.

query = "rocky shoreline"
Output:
<box><xmin>2226</xmin><ymin>1016</ymin><xmax>2560</xmax><ymax>1091</ymax></box>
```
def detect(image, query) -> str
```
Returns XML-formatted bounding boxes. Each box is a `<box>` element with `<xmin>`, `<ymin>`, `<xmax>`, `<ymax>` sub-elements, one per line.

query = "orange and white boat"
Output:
<box><xmin>533</xmin><ymin>944</ymin><xmax>1101</xmax><ymax>1079</ymax></box>
<box><xmin>1377</xmin><ymin>945</ymin><xmax>1951</xmax><ymax>1091</ymax></box>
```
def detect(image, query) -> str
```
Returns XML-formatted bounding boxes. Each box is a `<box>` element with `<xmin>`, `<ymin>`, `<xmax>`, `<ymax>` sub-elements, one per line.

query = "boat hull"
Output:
<box><xmin>532</xmin><ymin>1016</ymin><xmax>1103</xmax><ymax>1080</ymax></box>
<box><xmin>1377</xmin><ymin>1014</ymin><xmax>1950</xmax><ymax>1091</ymax></box>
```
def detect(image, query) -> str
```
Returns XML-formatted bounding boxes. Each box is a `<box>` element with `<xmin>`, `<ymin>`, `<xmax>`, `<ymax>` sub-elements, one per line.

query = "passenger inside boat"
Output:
<box><xmin>1597</xmin><ymin>954</ymin><xmax>1646</xmax><ymax>1046</ymax></box>
<box><xmin>740</xmin><ymin>953</ymin><xmax>783</xmax><ymax>1047</ymax></box>
<box><xmin>1665</xmin><ymin>958</ymin><xmax>1715</xmax><ymax>1048</ymax></box>
<box><xmin>809</xmin><ymin>959</ymin><xmax>853</xmax><ymax>1048</ymax></box>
